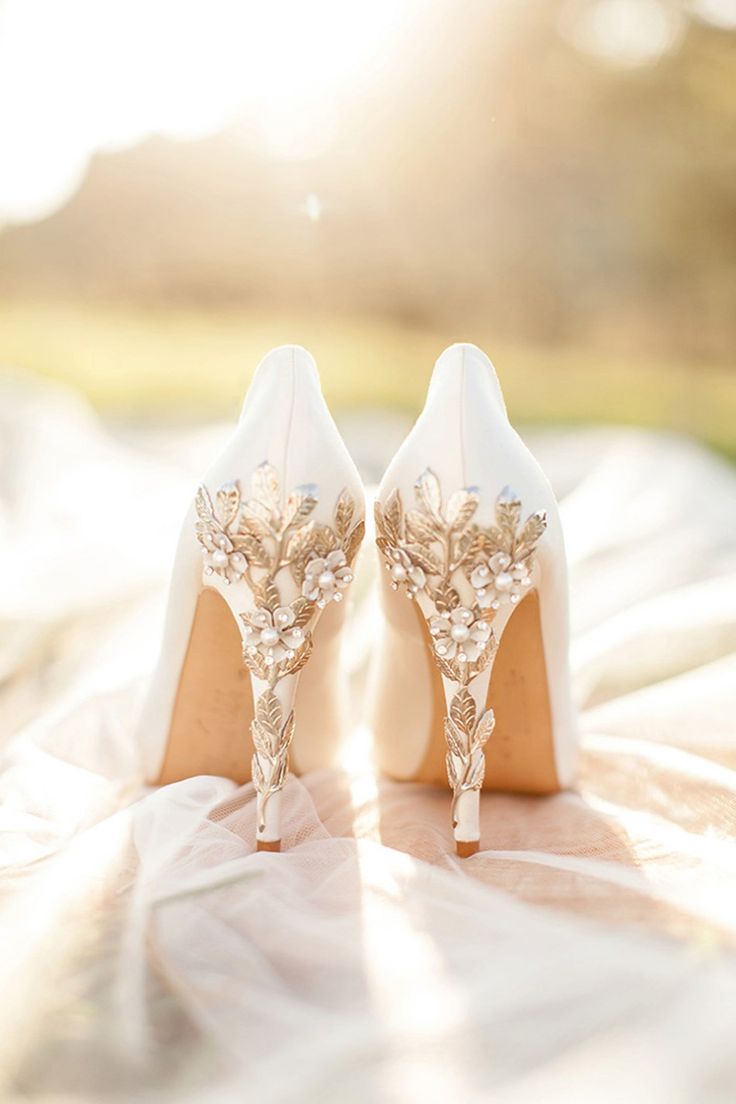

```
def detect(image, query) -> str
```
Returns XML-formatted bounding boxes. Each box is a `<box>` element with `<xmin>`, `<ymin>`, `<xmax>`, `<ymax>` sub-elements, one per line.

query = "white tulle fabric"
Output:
<box><xmin>1</xmin><ymin>374</ymin><xmax>736</xmax><ymax>1103</ymax></box>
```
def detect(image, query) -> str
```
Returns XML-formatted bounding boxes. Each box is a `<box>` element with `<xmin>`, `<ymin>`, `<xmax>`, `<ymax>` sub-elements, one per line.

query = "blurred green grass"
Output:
<box><xmin>1</xmin><ymin>300</ymin><xmax>734</xmax><ymax>458</ymax></box>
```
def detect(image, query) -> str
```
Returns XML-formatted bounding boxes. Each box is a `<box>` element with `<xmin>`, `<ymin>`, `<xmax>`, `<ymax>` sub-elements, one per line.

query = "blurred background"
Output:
<box><xmin>0</xmin><ymin>0</ymin><xmax>734</xmax><ymax>453</ymax></box>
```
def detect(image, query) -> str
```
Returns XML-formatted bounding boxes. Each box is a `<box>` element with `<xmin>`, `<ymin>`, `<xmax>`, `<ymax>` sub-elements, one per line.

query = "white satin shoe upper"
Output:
<box><xmin>371</xmin><ymin>342</ymin><xmax>577</xmax><ymax>845</ymax></box>
<box><xmin>137</xmin><ymin>346</ymin><xmax>364</xmax><ymax>842</ymax></box>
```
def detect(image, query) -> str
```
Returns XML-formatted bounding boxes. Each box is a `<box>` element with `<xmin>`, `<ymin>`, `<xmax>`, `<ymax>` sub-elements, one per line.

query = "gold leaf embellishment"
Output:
<box><xmin>195</xmin><ymin>463</ymin><xmax>363</xmax><ymax>829</ymax></box>
<box><xmin>375</xmin><ymin>471</ymin><xmax>547</xmax><ymax>814</ymax></box>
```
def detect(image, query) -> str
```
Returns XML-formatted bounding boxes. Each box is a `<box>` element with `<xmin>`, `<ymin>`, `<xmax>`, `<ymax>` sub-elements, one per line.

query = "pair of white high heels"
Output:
<box><xmin>138</xmin><ymin>343</ymin><xmax>576</xmax><ymax>856</ymax></box>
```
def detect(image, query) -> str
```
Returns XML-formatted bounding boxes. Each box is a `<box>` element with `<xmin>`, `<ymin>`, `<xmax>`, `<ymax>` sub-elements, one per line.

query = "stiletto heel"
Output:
<box><xmin>372</xmin><ymin>344</ymin><xmax>576</xmax><ymax>855</ymax></box>
<box><xmin>138</xmin><ymin>347</ymin><xmax>364</xmax><ymax>852</ymax></box>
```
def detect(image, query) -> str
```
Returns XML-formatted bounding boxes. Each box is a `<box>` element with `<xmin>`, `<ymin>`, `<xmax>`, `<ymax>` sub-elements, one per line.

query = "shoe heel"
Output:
<box><xmin>139</xmin><ymin>347</ymin><xmax>364</xmax><ymax>853</ymax></box>
<box><xmin>443</xmin><ymin>678</ymin><xmax>495</xmax><ymax>857</ymax></box>
<box><xmin>206</xmin><ymin>469</ymin><xmax>363</xmax><ymax>852</ymax></box>
<box><xmin>373</xmin><ymin>341</ymin><xmax>577</xmax><ymax>854</ymax></box>
<box><xmin>376</xmin><ymin>474</ymin><xmax>548</xmax><ymax>855</ymax></box>
<box><xmin>249</xmin><ymin>675</ymin><xmax>294</xmax><ymax>852</ymax></box>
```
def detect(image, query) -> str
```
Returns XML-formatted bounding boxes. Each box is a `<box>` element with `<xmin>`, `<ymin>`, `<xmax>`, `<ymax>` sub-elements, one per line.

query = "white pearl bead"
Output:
<box><xmin>390</xmin><ymin>563</ymin><xmax>407</xmax><ymax>582</ymax></box>
<box><xmin>450</xmin><ymin>624</ymin><xmax>470</xmax><ymax>643</ymax></box>
<box><xmin>261</xmin><ymin>628</ymin><xmax>279</xmax><ymax>646</ymax></box>
<box><xmin>318</xmin><ymin>571</ymin><xmax>335</xmax><ymax>589</ymax></box>
<box><xmin>212</xmin><ymin>550</ymin><xmax>228</xmax><ymax>569</ymax></box>
<box><xmin>495</xmin><ymin>571</ymin><xmax>513</xmax><ymax>591</ymax></box>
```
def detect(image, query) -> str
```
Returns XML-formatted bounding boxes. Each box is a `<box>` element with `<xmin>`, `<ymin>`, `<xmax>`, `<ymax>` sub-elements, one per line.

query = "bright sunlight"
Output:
<box><xmin>0</xmin><ymin>0</ymin><xmax>417</xmax><ymax>224</ymax></box>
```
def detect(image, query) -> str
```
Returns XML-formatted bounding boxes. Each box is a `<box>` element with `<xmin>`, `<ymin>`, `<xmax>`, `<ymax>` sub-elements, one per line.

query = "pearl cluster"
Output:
<box><xmin>470</xmin><ymin>551</ymin><xmax>532</xmax><ymax>610</ymax></box>
<box><xmin>302</xmin><ymin>550</ymin><xmax>353</xmax><ymax>608</ymax></box>
<box><xmin>386</xmin><ymin>547</ymin><xmax>426</xmax><ymax>599</ymax></box>
<box><xmin>243</xmin><ymin>606</ymin><xmax>305</xmax><ymax>666</ymax></box>
<box><xmin>201</xmin><ymin>530</ymin><xmax>248</xmax><ymax>585</ymax></box>
<box><xmin>429</xmin><ymin>607</ymin><xmax>492</xmax><ymax>664</ymax></box>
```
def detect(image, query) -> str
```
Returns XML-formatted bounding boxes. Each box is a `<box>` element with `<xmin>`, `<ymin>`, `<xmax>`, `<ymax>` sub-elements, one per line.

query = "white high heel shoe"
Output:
<box><xmin>372</xmin><ymin>343</ymin><xmax>576</xmax><ymax>856</ymax></box>
<box><xmin>138</xmin><ymin>346</ymin><xmax>364</xmax><ymax>851</ymax></box>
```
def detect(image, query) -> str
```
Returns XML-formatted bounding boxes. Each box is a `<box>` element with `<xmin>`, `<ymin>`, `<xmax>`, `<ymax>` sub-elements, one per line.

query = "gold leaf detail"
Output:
<box><xmin>495</xmin><ymin>489</ymin><xmax>522</xmax><ymax>547</ymax></box>
<box><xmin>216</xmin><ymin>483</ymin><xmax>241</xmax><ymax>528</ymax></box>
<box><xmin>240</xmin><ymin>504</ymin><xmax>273</xmax><ymax>542</ymax></box>
<box><xmin>251</xmin><ymin>462</ymin><xmax>280</xmax><ymax>513</ymax></box>
<box><xmin>447</xmin><ymin>693</ymin><xmax>495</xmax><ymax>826</ymax></box>
<box><xmin>446</xmin><ymin>488</ymin><xmax>479</xmax><ymax>530</ymax></box>
<box><xmin>257</xmin><ymin>688</ymin><xmax>282</xmax><ymax>732</ymax></box>
<box><xmin>414</xmin><ymin>468</ymin><xmax>442</xmax><ymax>521</ymax></box>
<box><xmin>344</xmin><ymin>520</ymin><xmax>365</xmax><ymax>565</ymax></box>
<box><xmin>282</xmin><ymin>486</ymin><xmax>318</xmax><ymax>532</ymax></box>
<box><xmin>451</xmin><ymin>529</ymin><xmax>475</xmax><ymax>570</ymax></box>
<box><xmin>251</xmin><ymin>701</ymin><xmax>296</xmax><ymax>831</ymax></box>
<box><xmin>252</xmin><ymin>576</ymin><xmax>281</xmax><ymax>613</ymax></box>
<box><xmin>232</xmin><ymin>533</ymin><xmax>271</xmax><ymax>570</ymax></box>
<box><xmin>475</xmin><ymin>709</ymin><xmax>496</xmax><ymax>749</ymax></box>
<box><xmin>281</xmin><ymin>710</ymin><xmax>295</xmax><ymax>751</ymax></box>
<box><xmin>468</xmin><ymin>755</ymin><xmax>486</xmax><ymax>789</ymax></box>
<box><xmin>251</xmin><ymin>718</ymin><xmax>275</xmax><ymax>758</ymax></box>
<box><xmin>290</xmin><ymin>597</ymin><xmax>315</xmax><ymax>628</ymax></box>
<box><xmin>435</xmin><ymin>654</ymin><xmax>459</xmax><ymax>683</ymax></box>
<box><xmin>450</xmin><ymin>687</ymin><xmax>476</xmax><ymax>736</ymax></box>
<box><xmin>406</xmin><ymin>509</ymin><xmax>439</xmax><ymax>545</ymax></box>
<box><xmin>311</xmin><ymin>524</ymin><xmax>338</xmax><ymax>558</ymax></box>
<box><xmin>383</xmin><ymin>490</ymin><xmax>403</xmax><ymax>544</ymax></box>
<box><xmin>404</xmin><ymin>544</ymin><xmax>441</xmax><ymax>575</ymax></box>
<box><xmin>252</xmin><ymin>754</ymin><xmax>265</xmax><ymax>790</ymax></box>
<box><xmin>432</xmin><ymin>580</ymin><xmax>461</xmax><ymax>615</ymax></box>
<box><xmin>444</xmin><ymin>716</ymin><xmax>465</xmax><ymax>761</ymax></box>
<box><xmin>243</xmin><ymin>648</ymin><xmax>271</xmax><ymax>681</ymax></box>
<box><xmin>285</xmin><ymin>523</ymin><xmax>316</xmax><ymax>581</ymax></box>
<box><xmin>335</xmin><ymin>490</ymin><xmax>355</xmax><ymax>541</ymax></box>
<box><xmin>515</xmin><ymin>511</ymin><xmax>547</xmax><ymax>561</ymax></box>
<box><xmin>195</xmin><ymin>485</ymin><xmax>215</xmax><ymax>525</ymax></box>
<box><xmin>277</xmin><ymin>634</ymin><xmax>314</xmax><ymax>677</ymax></box>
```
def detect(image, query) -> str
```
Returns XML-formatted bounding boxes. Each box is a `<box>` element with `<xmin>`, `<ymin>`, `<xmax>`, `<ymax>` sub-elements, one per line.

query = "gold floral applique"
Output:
<box><xmin>375</xmin><ymin>470</ymin><xmax>546</xmax><ymax>821</ymax></box>
<box><xmin>196</xmin><ymin>463</ymin><xmax>364</xmax><ymax>829</ymax></box>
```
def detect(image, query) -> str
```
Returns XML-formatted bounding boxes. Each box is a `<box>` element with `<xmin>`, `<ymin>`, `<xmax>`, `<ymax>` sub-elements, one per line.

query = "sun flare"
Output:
<box><xmin>0</xmin><ymin>0</ymin><xmax>417</xmax><ymax>224</ymax></box>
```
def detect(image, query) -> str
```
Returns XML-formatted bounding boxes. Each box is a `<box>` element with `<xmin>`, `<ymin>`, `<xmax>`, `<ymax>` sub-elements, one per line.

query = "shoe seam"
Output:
<box><xmin>281</xmin><ymin>346</ymin><xmax>298</xmax><ymax>495</ymax></box>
